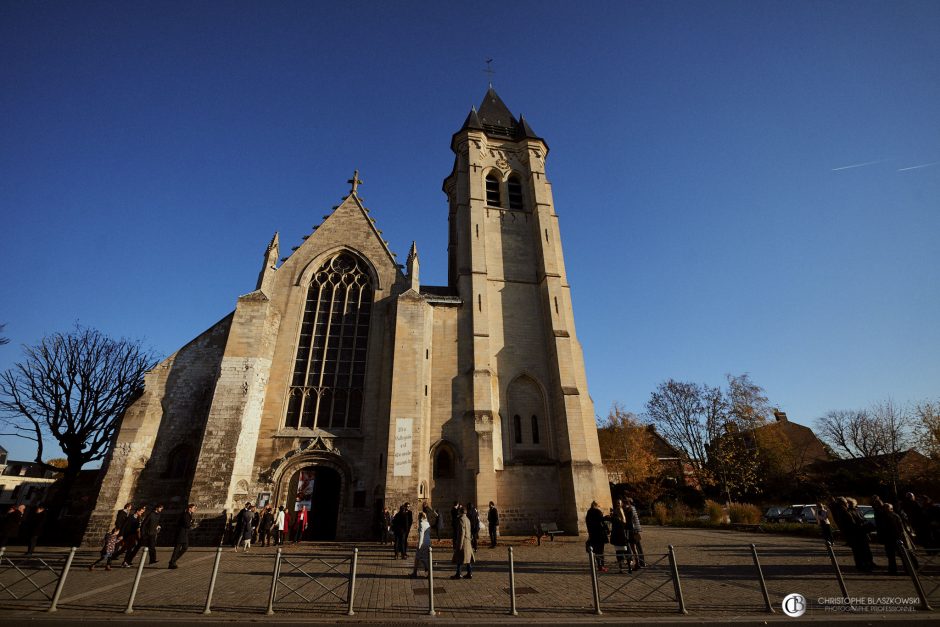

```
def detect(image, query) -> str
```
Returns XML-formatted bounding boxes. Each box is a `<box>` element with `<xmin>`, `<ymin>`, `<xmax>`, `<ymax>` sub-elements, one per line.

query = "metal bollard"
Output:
<box><xmin>427</xmin><ymin>545</ymin><xmax>436</xmax><ymax>616</ymax></box>
<box><xmin>667</xmin><ymin>545</ymin><xmax>688</xmax><ymax>614</ymax></box>
<box><xmin>124</xmin><ymin>547</ymin><xmax>148</xmax><ymax>614</ymax></box>
<box><xmin>897</xmin><ymin>542</ymin><xmax>933</xmax><ymax>611</ymax></box>
<box><xmin>587</xmin><ymin>546</ymin><xmax>602</xmax><ymax>615</ymax></box>
<box><xmin>203</xmin><ymin>546</ymin><xmax>223</xmax><ymax>615</ymax></box>
<box><xmin>47</xmin><ymin>546</ymin><xmax>77</xmax><ymax>612</ymax></box>
<box><xmin>346</xmin><ymin>547</ymin><xmax>358</xmax><ymax>616</ymax></box>
<box><xmin>508</xmin><ymin>546</ymin><xmax>518</xmax><ymax>616</ymax></box>
<box><xmin>749</xmin><ymin>544</ymin><xmax>774</xmax><ymax>613</ymax></box>
<box><xmin>825</xmin><ymin>541</ymin><xmax>850</xmax><ymax>600</ymax></box>
<box><xmin>266</xmin><ymin>548</ymin><xmax>282</xmax><ymax>615</ymax></box>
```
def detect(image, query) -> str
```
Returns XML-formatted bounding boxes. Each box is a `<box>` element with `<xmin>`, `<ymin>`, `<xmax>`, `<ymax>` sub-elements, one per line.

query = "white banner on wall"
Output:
<box><xmin>393</xmin><ymin>417</ymin><xmax>413</xmax><ymax>477</ymax></box>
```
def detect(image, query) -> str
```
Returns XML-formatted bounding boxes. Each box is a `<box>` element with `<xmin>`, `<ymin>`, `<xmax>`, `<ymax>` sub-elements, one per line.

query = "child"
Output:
<box><xmin>89</xmin><ymin>527</ymin><xmax>122</xmax><ymax>571</ymax></box>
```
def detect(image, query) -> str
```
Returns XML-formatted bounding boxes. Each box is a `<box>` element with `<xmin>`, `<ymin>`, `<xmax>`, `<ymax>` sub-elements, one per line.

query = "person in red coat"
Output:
<box><xmin>293</xmin><ymin>506</ymin><xmax>308</xmax><ymax>543</ymax></box>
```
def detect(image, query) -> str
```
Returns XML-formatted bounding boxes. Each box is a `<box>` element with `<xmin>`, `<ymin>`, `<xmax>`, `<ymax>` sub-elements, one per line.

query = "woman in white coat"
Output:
<box><xmin>274</xmin><ymin>506</ymin><xmax>286</xmax><ymax>545</ymax></box>
<box><xmin>411</xmin><ymin>512</ymin><xmax>432</xmax><ymax>577</ymax></box>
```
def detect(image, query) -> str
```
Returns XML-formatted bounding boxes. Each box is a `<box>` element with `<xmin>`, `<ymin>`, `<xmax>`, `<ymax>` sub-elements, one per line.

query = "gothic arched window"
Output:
<box><xmin>285</xmin><ymin>252</ymin><xmax>373</xmax><ymax>430</ymax></box>
<box><xmin>507</xmin><ymin>174</ymin><xmax>524</xmax><ymax>210</ymax></box>
<box><xmin>485</xmin><ymin>173</ymin><xmax>501</xmax><ymax>206</ymax></box>
<box><xmin>531</xmin><ymin>415</ymin><xmax>540</xmax><ymax>444</ymax></box>
<box><xmin>513</xmin><ymin>414</ymin><xmax>523</xmax><ymax>444</ymax></box>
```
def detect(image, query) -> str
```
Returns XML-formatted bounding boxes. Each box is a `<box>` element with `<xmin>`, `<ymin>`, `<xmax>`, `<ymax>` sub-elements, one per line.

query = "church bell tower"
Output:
<box><xmin>443</xmin><ymin>88</ymin><xmax>610</xmax><ymax>532</ymax></box>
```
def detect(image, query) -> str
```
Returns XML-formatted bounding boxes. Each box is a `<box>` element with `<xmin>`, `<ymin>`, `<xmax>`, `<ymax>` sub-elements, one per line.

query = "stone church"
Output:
<box><xmin>84</xmin><ymin>88</ymin><xmax>610</xmax><ymax>543</ymax></box>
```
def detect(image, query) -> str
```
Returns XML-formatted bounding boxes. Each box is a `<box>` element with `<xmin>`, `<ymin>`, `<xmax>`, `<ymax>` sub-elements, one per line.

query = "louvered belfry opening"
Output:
<box><xmin>285</xmin><ymin>252</ymin><xmax>372</xmax><ymax>430</ymax></box>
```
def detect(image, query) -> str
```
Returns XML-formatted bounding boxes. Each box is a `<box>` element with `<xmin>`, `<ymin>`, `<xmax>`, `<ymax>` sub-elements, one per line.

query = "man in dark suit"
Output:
<box><xmin>117</xmin><ymin>505</ymin><xmax>146</xmax><ymax>567</ymax></box>
<box><xmin>127</xmin><ymin>504</ymin><xmax>162</xmax><ymax>566</ymax></box>
<box><xmin>114</xmin><ymin>502</ymin><xmax>132</xmax><ymax>532</ymax></box>
<box><xmin>168</xmin><ymin>503</ymin><xmax>196</xmax><ymax>569</ymax></box>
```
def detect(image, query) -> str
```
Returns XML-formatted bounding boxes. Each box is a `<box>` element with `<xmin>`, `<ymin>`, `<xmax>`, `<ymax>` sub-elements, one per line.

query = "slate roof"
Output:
<box><xmin>455</xmin><ymin>87</ymin><xmax>543</xmax><ymax>142</ymax></box>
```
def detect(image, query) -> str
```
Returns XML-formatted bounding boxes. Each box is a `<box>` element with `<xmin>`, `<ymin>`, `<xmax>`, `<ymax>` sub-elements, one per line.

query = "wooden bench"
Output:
<box><xmin>535</xmin><ymin>522</ymin><xmax>564</xmax><ymax>545</ymax></box>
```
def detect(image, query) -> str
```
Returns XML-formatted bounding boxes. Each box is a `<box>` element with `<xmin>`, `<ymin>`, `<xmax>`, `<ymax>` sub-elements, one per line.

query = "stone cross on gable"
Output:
<box><xmin>348</xmin><ymin>170</ymin><xmax>363</xmax><ymax>194</ymax></box>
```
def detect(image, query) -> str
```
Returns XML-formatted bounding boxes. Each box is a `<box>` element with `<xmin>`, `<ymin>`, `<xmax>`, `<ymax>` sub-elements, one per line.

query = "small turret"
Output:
<box><xmin>256</xmin><ymin>231</ymin><xmax>279</xmax><ymax>293</ymax></box>
<box><xmin>406</xmin><ymin>241</ymin><xmax>419</xmax><ymax>292</ymax></box>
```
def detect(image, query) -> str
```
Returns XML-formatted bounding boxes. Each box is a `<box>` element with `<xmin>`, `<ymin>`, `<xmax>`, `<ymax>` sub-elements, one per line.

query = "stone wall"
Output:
<box><xmin>82</xmin><ymin>316</ymin><xmax>232</xmax><ymax>545</ymax></box>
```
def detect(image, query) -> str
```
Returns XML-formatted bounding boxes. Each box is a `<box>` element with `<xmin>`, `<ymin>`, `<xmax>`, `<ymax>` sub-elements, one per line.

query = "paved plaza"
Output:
<box><xmin>1</xmin><ymin>527</ymin><xmax>937</xmax><ymax>623</ymax></box>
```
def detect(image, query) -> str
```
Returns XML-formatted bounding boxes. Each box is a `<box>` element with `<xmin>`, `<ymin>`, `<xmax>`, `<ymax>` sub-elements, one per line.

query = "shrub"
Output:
<box><xmin>669</xmin><ymin>502</ymin><xmax>691</xmax><ymax>524</ymax></box>
<box><xmin>653</xmin><ymin>502</ymin><xmax>668</xmax><ymax>526</ymax></box>
<box><xmin>705</xmin><ymin>499</ymin><xmax>725</xmax><ymax>524</ymax></box>
<box><xmin>728</xmin><ymin>502</ymin><xmax>761</xmax><ymax>524</ymax></box>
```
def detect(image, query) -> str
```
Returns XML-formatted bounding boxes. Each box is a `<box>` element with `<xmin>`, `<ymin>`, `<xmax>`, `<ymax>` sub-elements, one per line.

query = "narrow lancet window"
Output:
<box><xmin>513</xmin><ymin>414</ymin><xmax>523</xmax><ymax>444</ymax></box>
<box><xmin>507</xmin><ymin>174</ymin><xmax>523</xmax><ymax>210</ymax></box>
<box><xmin>485</xmin><ymin>173</ymin><xmax>501</xmax><ymax>206</ymax></box>
<box><xmin>285</xmin><ymin>252</ymin><xmax>372</xmax><ymax>430</ymax></box>
<box><xmin>531</xmin><ymin>415</ymin><xmax>540</xmax><ymax>444</ymax></box>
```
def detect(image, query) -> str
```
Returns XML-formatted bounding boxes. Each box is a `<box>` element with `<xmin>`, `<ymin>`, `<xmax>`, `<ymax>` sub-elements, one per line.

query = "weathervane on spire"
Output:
<box><xmin>348</xmin><ymin>169</ymin><xmax>363</xmax><ymax>195</ymax></box>
<box><xmin>484</xmin><ymin>58</ymin><xmax>495</xmax><ymax>88</ymax></box>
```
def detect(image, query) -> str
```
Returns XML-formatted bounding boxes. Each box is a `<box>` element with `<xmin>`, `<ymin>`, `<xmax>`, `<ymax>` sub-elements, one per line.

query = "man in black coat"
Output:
<box><xmin>487</xmin><ymin>502</ymin><xmax>499</xmax><ymax>548</ymax></box>
<box><xmin>118</xmin><ymin>505</ymin><xmax>146</xmax><ymax>567</ymax></box>
<box><xmin>24</xmin><ymin>504</ymin><xmax>47</xmax><ymax>555</ymax></box>
<box><xmin>392</xmin><ymin>505</ymin><xmax>410</xmax><ymax>559</ymax></box>
<box><xmin>466</xmin><ymin>503</ymin><xmax>480</xmax><ymax>550</ymax></box>
<box><xmin>127</xmin><ymin>504</ymin><xmax>162</xmax><ymax>566</ymax></box>
<box><xmin>168</xmin><ymin>503</ymin><xmax>196</xmax><ymax>569</ymax></box>
<box><xmin>404</xmin><ymin>503</ymin><xmax>414</xmax><ymax>556</ymax></box>
<box><xmin>114</xmin><ymin>502</ymin><xmax>132</xmax><ymax>532</ymax></box>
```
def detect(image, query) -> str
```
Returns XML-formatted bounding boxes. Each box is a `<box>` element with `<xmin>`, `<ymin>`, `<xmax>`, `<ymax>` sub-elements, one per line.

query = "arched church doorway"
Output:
<box><xmin>430</xmin><ymin>445</ymin><xmax>459</xmax><ymax>514</ymax></box>
<box><xmin>284</xmin><ymin>466</ymin><xmax>341</xmax><ymax>541</ymax></box>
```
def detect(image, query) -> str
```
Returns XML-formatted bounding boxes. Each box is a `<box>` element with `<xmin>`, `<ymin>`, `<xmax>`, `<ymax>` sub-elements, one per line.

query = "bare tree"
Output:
<box><xmin>816</xmin><ymin>401</ymin><xmax>914</xmax><ymax>499</ymax></box>
<box><xmin>0</xmin><ymin>323</ymin><xmax>9</xmax><ymax>346</ymax></box>
<box><xmin>815</xmin><ymin>409</ymin><xmax>884</xmax><ymax>459</ymax></box>
<box><xmin>869</xmin><ymin>399</ymin><xmax>914</xmax><ymax>499</ymax></box>
<box><xmin>645</xmin><ymin>379</ymin><xmax>712</xmax><ymax>488</ymax></box>
<box><xmin>0</xmin><ymin>325</ymin><xmax>158</xmax><ymax>510</ymax></box>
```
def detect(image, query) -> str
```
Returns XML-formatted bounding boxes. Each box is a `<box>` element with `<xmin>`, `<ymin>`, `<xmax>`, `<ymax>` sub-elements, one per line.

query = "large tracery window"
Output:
<box><xmin>285</xmin><ymin>252</ymin><xmax>372</xmax><ymax>430</ymax></box>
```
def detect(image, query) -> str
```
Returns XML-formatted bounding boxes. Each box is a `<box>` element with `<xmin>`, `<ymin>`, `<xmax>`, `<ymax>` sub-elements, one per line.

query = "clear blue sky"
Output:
<box><xmin>2</xmin><ymin>1</ymin><xmax>938</xmax><ymax>463</ymax></box>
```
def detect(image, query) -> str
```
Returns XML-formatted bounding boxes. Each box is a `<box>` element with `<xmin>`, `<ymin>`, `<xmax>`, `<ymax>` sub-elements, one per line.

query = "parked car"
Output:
<box><xmin>856</xmin><ymin>505</ymin><xmax>876</xmax><ymax>531</ymax></box>
<box><xmin>763</xmin><ymin>506</ymin><xmax>786</xmax><ymax>523</ymax></box>
<box><xmin>766</xmin><ymin>504</ymin><xmax>817</xmax><ymax>524</ymax></box>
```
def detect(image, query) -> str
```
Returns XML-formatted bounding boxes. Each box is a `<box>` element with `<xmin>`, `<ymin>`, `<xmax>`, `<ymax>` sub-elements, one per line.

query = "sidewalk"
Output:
<box><xmin>1</xmin><ymin>527</ymin><xmax>936</xmax><ymax>622</ymax></box>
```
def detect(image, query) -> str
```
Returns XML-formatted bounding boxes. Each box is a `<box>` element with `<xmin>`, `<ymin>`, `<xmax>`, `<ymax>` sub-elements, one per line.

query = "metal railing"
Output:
<box><xmin>265</xmin><ymin>547</ymin><xmax>358</xmax><ymax>615</ymax></box>
<box><xmin>0</xmin><ymin>540</ymin><xmax>935</xmax><ymax>617</ymax></box>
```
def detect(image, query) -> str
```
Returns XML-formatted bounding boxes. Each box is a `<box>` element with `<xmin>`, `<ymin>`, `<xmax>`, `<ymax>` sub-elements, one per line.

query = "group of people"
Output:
<box><xmin>819</xmin><ymin>492</ymin><xmax>937</xmax><ymax>575</ymax></box>
<box><xmin>0</xmin><ymin>503</ymin><xmax>47</xmax><ymax>554</ymax></box>
<box><xmin>88</xmin><ymin>502</ymin><xmax>196</xmax><ymax>571</ymax></box>
<box><xmin>585</xmin><ymin>498</ymin><xmax>645</xmax><ymax>574</ymax></box>
<box><xmin>379</xmin><ymin>500</ymin><xmax>501</xmax><ymax>581</ymax></box>
<box><xmin>228</xmin><ymin>502</ymin><xmax>299</xmax><ymax>551</ymax></box>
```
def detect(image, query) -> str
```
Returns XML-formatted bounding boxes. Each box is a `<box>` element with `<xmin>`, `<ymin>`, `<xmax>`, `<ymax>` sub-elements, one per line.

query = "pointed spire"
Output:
<box><xmin>257</xmin><ymin>231</ymin><xmax>280</xmax><ymax>292</ymax></box>
<box><xmin>478</xmin><ymin>86</ymin><xmax>516</xmax><ymax>130</ymax></box>
<box><xmin>406</xmin><ymin>240</ymin><xmax>420</xmax><ymax>291</ymax></box>
<box><xmin>460</xmin><ymin>106</ymin><xmax>484</xmax><ymax>132</ymax></box>
<box><xmin>516</xmin><ymin>114</ymin><xmax>540</xmax><ymax>140</ymax></box>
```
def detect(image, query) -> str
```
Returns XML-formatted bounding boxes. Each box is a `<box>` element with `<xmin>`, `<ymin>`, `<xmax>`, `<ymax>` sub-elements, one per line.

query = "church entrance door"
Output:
<box><xmin>284</xmin><ymin>465</ymin><xmax>341</xmax><ymax>541</ymax></box>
